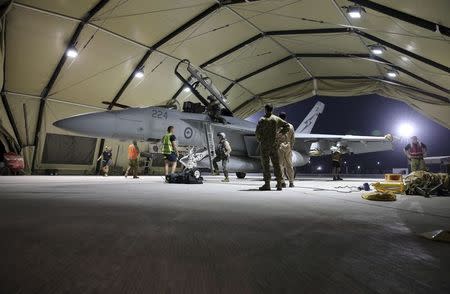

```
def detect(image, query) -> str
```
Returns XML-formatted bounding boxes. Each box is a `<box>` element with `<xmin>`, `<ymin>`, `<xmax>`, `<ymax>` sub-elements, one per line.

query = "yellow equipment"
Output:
<box><xmin>372</xmin><ymin>181</ymin><xmax>405</xmax><ymax>193</ymax></box>
<box><xmin>362</xmin><ymin>191</ymin><xmax>396</xmax><ymax>201</ymax></box>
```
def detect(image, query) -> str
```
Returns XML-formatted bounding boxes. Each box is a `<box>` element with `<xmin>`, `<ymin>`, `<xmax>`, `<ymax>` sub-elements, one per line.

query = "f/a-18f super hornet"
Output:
<box><xmin>54</xmin><ymin>60</ymin><xmax>394</xmax><ymax>178</ymax></box>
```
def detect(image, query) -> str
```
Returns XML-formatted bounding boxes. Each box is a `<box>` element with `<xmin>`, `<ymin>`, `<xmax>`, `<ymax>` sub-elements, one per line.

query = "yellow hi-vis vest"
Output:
<box><xmin>162</xmin><ymin>133</ymin><xmax>173</xmax><ymax>154</ymax></box>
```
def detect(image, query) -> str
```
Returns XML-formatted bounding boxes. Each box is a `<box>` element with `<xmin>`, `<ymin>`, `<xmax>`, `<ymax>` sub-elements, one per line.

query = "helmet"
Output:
<box><xmin>217</xmin><ymin>132</ymin><xmax>226</xmax><ymax>139</ymax></box>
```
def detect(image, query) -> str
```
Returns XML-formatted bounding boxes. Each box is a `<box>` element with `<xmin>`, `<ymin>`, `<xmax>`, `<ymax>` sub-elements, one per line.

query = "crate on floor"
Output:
<box><xmin>385</xmin><ymin>173</ymin><xmax>403</xmax><ymax>182</ymax></box>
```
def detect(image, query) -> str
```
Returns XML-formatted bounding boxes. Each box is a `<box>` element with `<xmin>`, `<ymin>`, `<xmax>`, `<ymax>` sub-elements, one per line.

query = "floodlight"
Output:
<box><xmin>346</xmin><ymin>6</ymin><xmax>365</xmax><ymax>18</ymax></box>
<box><xmin>398</xmin><ymin>123</ymin><xmax>414</xmax><ymax>137</ymax></box>
<box><xmin>66</xmin><ymin>47</ymin><xmax>78</xmax><ymax>58</ymax></box>
<box><xmin>317</xmin><ymin>166</ymin><xmax>322</xmax><ymax>171</ymax></box>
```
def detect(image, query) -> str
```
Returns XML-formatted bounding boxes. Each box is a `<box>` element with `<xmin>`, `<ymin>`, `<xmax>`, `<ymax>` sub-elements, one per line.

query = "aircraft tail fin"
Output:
<box><xmin>295</xmin><ymin>101</ymin><xmax>325</xmax><ymax>134</ymax></box>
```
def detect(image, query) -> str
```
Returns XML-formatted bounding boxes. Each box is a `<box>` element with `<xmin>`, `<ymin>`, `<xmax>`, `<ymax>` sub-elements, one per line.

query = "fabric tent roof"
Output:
<box><xmin>2</xmin><ymin>0</ymin><xmax>449</xmax><ymax>131</ymax></box>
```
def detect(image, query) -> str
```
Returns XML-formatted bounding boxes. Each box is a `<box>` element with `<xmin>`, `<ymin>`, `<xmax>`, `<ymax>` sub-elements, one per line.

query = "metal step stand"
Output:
<box><xmin>204</xmin><ymin>122</ymin><xmax>216</xmax><ymax>174</ymax></box>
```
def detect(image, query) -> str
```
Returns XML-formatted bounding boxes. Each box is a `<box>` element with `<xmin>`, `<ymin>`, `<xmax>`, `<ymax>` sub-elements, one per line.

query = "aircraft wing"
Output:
<box><xmin>295</xmin><ymin>133</ymin><xmax>394</xmax><ymax>154</ymax></box>
<box><xmin>424</xmin><ymin>156</ymin><xmax>450</xmax><ymax>164</ymax></box>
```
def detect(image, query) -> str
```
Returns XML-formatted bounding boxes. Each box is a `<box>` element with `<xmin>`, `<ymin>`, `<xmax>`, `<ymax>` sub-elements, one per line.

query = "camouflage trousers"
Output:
<box><xmin>261</xmin><ymin>148</ymin><xmax>283</xmax><ymax>185</ymax></box>
<box><xmin>410</xmin><ymin>158</ymin><xmax>427</xmax><ymax>172</ymax></box>
<box><xmin>213</xmin><ymin>155</ymin><xmax>229</xmax><ymax>178</ymax></box>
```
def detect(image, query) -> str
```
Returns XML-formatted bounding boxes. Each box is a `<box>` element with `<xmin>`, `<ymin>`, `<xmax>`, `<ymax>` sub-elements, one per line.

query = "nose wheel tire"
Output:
<box><xmin>236</xmin><ymin>172</ymin><xmax>246</xmax><ymax>179</ymax></box>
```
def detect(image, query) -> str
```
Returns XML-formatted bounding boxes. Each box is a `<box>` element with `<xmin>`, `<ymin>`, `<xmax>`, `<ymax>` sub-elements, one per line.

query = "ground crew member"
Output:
<box><xmin>255</xmin><ymin>104</ymin><xmax>290</xmax><ymax>191</ymax></box>
<box><xmin>277</xmin><ymin>112</ymin><xmax>295</xmax><ymax>187</ymax></box>
<box><xmin>97</xmin><ymin>146</ymin><xmax>113</xmax><ymax>177</ymax></box>
<box><xmin>207</xmin><ymin>96</ymin><xmax>226</xmax><ymax>124</ymax></box>
<box><xmin>331</xmin><ymin>146</ymin><xmax>343</xmax><ymax>181</ymax></box>
<box><xmin>162</xmin><ymin>126</ymin><xmax>178</xmax><ymax>177</ymax></box>
<box><xmin>404</xmin><ymin>136</ymin><xmax>427</xmax><ymax>172</ymax></box>
<box><xmin>125</xmin><ymin>140</ymin><xmax>139</xmax><ymax>179</ymax></box>
<box><xmin>213</xmin><ymin>132</ymin><xmax>232</xmax><ymax>182</ymax></box>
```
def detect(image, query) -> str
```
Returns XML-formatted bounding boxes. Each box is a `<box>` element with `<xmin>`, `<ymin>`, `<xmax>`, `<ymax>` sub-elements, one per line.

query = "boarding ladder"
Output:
<box><xmin>204</xmin><ymin>122</ymin><xmax>215</xmax><ymax>173</ymax></box>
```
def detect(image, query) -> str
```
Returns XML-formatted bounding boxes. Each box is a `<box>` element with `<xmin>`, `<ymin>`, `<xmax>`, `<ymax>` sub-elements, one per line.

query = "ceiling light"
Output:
<box><xmin>183</xmin><ymin>87</ymin><xmax>191</xmax><ymax>92</ymax></box>
<box><xmin>368</xmin><ymin>44</ymin><xmax>386</xmax><ymax>55</ymax></box>
<box><xmin>346</xmin><ymin>6</ymin><xmax>365</xmax><ymax>19</ymax></box>
<box><xmin>401</xmin><ymin>56</ymin><xmax>409</xmax><ymax>62</ymax></box>
<box><xmin>386</xmin><ymin>69</ymin><xmax>398</xmax><ymax>78</ymax></box>
<box><xmin>66</xmin><ymin>46</ymin><xmax>78</xmax><ymax>58</ymax></box>
<box><xmin>134</xmin><ymin>68</ymin><xmax>144</xmax><ymax>79</ymax></box>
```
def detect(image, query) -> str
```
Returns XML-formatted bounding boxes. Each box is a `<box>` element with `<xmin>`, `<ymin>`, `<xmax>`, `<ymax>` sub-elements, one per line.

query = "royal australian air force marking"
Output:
<box><xmin>184</xmin><ymin>127</ymin><xmax>193</xmax><ymax>139</ymax></box>
<box><xmin>151</xmin><ymin>109</ymin><xmax>168</xmax><ymax>120</ymax></box>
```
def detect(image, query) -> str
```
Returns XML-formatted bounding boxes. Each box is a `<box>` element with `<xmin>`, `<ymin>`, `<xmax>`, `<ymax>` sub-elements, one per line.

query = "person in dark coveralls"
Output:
<box><xmin>331</xmin><ymin>146</ymin><xmax>343</xmax><ymax>181</ymax></box>
<box><xmin>255</xmin><ymin>104</ymin><xmax>290</xmax><ymax>191</ymax></box>
<box><xmin>97</xmin><ymin>146</ymin><xmax>113</xmax><ymax>176</ymax></box>
<box><xmin>207</xmin><ymin>96</ymin><xmax>226</xmax><ymax>124</ymax></box>
<box><xmin>213</xmin><ymin>132</ymin><xmax>232</xmax><ymax>182</ymax></box>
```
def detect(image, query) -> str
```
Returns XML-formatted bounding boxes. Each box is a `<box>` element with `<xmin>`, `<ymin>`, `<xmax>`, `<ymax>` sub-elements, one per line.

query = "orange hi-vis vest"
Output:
<box><xmin>410</xmin><ymin>142</ymin><xmax>424</xmax><ymax>158</ymax></box>
<box><xmin>128</xmin><ymin>144</ymin><xmax>139</xmax><ymax>160</ymax></box>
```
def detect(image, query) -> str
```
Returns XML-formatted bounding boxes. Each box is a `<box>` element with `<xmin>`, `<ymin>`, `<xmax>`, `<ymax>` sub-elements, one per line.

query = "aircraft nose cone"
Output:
<box><xmin>53</xmin><ymin>111</ymin><xmax>116</xmax><ymax>138</ymax></box>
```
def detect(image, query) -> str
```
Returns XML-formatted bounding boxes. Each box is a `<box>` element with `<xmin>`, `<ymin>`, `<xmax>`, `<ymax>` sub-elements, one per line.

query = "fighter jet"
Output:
<box><xmin>54</xmin><ymin>100</ymin><xmax>394</xmax><ymax>178</ymax></box>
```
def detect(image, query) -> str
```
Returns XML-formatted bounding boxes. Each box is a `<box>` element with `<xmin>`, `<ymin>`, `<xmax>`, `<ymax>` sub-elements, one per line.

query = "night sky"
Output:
<box><xmin>247</xmin><ymin>95</ymin><xmax>450</xmax><ymax>173</ymax></box>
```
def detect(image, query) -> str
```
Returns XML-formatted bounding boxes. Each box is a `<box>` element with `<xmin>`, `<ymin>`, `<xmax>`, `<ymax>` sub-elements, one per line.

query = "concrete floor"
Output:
<box><xmin>0</xmin><ymin>175</ymin><xmax>449</xmax><ymax>294</ymax></box>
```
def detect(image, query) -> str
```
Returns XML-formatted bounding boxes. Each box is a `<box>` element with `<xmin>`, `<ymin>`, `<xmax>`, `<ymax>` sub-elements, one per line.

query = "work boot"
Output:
<box><xmin>281</xmin><ymin>182</ymin><xmax>286</xmax><ymax>188</ymax></box>
<box><xmin>133</xmin><ymin>176</ymin><xmax>139</xmax><ymax>179</ymax></box>
<box><xmin>259</xmin><ymin>183</ymin><xmax>271</xmax><ymax>191</ymax></box>
<box><xmin>337</xmin><ymin>176</ymin><xmax>343</xmax><ymax>181</ymax></box>
<box><xmin>332</xmin><ymin>176</ymin><xmax>337</xmax><ymax>181</ymax></box>
<box><xmin>276</xmin><ymin>183</ymin><xmax>283</xmax><ymax>191</ymax></box>
<box><xmin>212</xmin><ymin>170</ymin><xmax>220</xmax><ymax>176</ymax></box>
<box><xmin>289</xmin><ymin>182</ymin><xmax>294</xmax><ymax>188</ymax></box>
<box><xmin>222</xmin><ymin>177</ymin><xmax>230</xmax><ymax>182</ymax></box>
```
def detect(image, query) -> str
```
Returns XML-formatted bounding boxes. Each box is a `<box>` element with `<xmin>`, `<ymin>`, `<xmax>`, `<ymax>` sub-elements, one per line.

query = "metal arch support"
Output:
<box><xmin>233</xmin><ymin>76</ymin><xmax>448</xmax><ymax>114</ymax></box>
<box><xmin>355</xmin><ymin>30</ymin><xmax>450</xmax><ymax>73</ymax></box>
<box><xmin>348</xmin><ymin>0</ymin><xmax>450</xmax><ymax>37</ymax></box>
<box><xmin>169</xmin><ymin>28</ymin><xmax>351</xmax><ymax>103</ymax></box>
<box><xmin>0</xmin><ymin>92</ymin><xmax>22</xmax><ymax>150</ymax></box>
<box><xmin>372</xmin><ymin>57</ymin><xmax>449</xmax><ymax>95</ymax></box>
<box><xmin>224</xmin><ymin>53</ymin><xmax>450</xmax><ymax>97</ymax></box>
<box><xmin>31</xmin><ymin>0</ymin><xmax>111</xmax><ymax>173</ymax></box>
<box><xmin>106</xmin><ymin>4</ymin><xmax>222</xmax><ymax>110</ymax></box>
<box><xmin>221</xmin><ymin>3</ymin><xmax>315</xmax><ymax>79</ymax></box>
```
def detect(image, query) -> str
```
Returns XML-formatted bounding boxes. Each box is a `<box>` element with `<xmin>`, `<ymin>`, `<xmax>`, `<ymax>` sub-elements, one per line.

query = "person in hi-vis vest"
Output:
<box><xmin>162</xmin><ymin>126</ymin><xmax>179</xmax><ymax>177</ymax></box>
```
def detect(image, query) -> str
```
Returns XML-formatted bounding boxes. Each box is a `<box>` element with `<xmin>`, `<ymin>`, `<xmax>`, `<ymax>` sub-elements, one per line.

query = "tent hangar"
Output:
<box><xmin>0</xmin><ymin>0</ymin><xmax>448</xmax><ymax>174</ymax></box>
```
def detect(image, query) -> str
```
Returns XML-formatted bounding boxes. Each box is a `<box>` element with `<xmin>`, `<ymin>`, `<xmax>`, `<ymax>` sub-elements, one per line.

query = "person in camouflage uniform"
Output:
<box><xmin>255</xmin><ymin>104</ymin><xmax>290</xmax><ymax>191</ymax></box>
